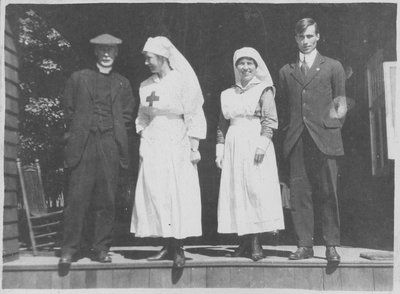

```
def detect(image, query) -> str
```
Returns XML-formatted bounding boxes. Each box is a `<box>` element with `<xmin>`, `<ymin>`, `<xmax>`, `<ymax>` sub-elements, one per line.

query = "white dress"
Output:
<box><xmin>218</xmin><ymin>82</ymin><xmax>285</xmax><ymax>236</ymax></box>
<box><xmin>130</xmin><ymin>70</ymin><xmax>206</xmax><ymax>239</ymax></box>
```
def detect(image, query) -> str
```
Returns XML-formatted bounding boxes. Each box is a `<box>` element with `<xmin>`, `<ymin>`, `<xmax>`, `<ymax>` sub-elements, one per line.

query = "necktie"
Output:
<box><xmin>301</xmin><ymin>56</ymin><xmax>309</xmax><ymax>76</ymax></box>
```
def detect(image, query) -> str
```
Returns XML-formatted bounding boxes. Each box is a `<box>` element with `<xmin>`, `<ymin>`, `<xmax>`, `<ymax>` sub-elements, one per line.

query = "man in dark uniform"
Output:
<box><xmin>278</xmin><ymin>18</ymin><xmax>346</xmax><ymax>261</ymax></box>
<box><xmin>59</xmin><ymin>34</ymin><xmax>134</xmax><ymax>266</ymax></box>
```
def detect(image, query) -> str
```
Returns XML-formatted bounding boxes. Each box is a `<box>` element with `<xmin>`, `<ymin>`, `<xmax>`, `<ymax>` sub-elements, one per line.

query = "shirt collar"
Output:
<box><xmin>299</xmin><ymin>49</ymin><xmax>318</xmax><ymax>66</ymax></box>
<box><xmin>96</xmin><ymin>63</ymin><xmax>113</xmax><ymax>75</ymax></box>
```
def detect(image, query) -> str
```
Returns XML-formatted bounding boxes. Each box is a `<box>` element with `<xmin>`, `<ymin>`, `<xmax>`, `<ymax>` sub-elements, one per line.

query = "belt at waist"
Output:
<box><xmin>150</xmin><ymin>113</ymin><xmax>184</xmax><ymax>120</ymax></box>
<box><xmin>230</xmin><ymin>116</ymin><xmax>259</xmax><ymax>126</ymax></box>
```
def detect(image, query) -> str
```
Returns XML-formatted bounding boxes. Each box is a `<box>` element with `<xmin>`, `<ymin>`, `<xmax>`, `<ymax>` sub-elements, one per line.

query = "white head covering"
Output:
<box><xmin>142</xmin><ymin>36</ymin><xmax>204</xmax><ymax>109</ymax></box>
<box><xmin>233</xmin><ymin>47</ymin><xmax>273</xmax><ymax>87</ymax></box>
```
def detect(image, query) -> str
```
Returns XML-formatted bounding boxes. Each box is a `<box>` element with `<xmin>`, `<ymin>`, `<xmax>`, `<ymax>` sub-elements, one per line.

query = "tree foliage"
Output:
<box><xmin>14</xmin><ymin>9</ymin><xmax>78</xmax><ymax>205</ymax></box>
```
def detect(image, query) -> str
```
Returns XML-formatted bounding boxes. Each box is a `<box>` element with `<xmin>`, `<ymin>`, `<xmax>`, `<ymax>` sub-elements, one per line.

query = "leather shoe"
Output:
<box><xmin>91</xmin><ymin>251</ymin><xmax>112</xmax><ymax>263</ymax></box>
<box><xmin>173</xmin><ymin>247</ymin><xmax>185</xmax><ymax>268</ymax></box>
<box><xmin>326</xmin><ymin>246</ymin><xmax>341</xmax><ymax>262</ymax></box>
<box><xmin>226</xmin><ymin>238</ymin><xmax>250</xmax><ymax>257</ymax></box>
<box><xmin>250</xmin><ymin>234</ymin><xmax>264</xmax><ymax>262</ymax></box>
<box><xmin>289</xmin><ymin>247</ymin><xmax>314</xmax><ymax>260</ymax></box>
<box><xmin>147</xmin><ymin>246</ymin><xmax>170</xmax><ymax>261</ymax></box>
<box><xmin>58</xmin><ymin>253</ymin><xmax>73</xmax><ymax>276</ymax></box>
<box><xmin>59</xmin><ymin>254</ymin><xmax>72</xmax><ymax>265</ymax></box>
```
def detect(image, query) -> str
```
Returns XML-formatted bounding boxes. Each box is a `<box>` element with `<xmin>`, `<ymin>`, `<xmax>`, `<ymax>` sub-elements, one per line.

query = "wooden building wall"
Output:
<box><xmin>3</xmin><ymin>17</ymin><xmax>20</xmax><ymax>262</ymax></box>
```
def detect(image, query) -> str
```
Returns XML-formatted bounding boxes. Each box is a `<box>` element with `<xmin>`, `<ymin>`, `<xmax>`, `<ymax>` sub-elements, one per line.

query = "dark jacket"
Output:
<box><xmin>63</xmin><ymin>68</ymin><xmax>135</xmax><ymax>169</ymax></box>
<box><xmin>278</xmin><ymin>53</ymin><xmax>346</xmax><ymax>158</ymax></box>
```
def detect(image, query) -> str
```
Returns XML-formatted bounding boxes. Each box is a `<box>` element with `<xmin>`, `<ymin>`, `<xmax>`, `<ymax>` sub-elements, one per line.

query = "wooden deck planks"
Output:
<box><xmin>2</xmin><ymin>265</ymin><xmax>392</xmax><ymax>290</ymax></box>
<box><xmin>263</xmin><ymin>267</ymin><xmax>295</xmax><ymax>288</ymax></box>
<box><xmin>85</xmin><ymin>269</ymin><xmax>98</xmax><ymax>288</ymax></box>
<box><xmin>323</xmin><ymin>266</ymin><xmax>342</xmax><ymax>290</ymax></box>
<box><xmin>2</xmin><ymin>246</ymin><xmax>392</xmax><ymax>290</ymax></box>
<box><xmin>50</xmin><ymin>269</ymin><xmax>71</xmax><ymax>289</ymax></box>
<box><xmin>35</xmin><ymin>271</ymin><xmax>52</xmax><ymax>289</ymax></box>
<box><xmin>112</xmin><ymin>268</ymin><xmax>131</xmax><ymax>288</ymax></box>
<box><xmin>129</xmin><ymin>268</ymin><xmax>150</xmax><ymax>288</ymax></box>
<box><xmin>249</xmin><ymin>267</ymin><xmax>266</xmax><ymax>288</ymax></box>
<box><xmin>230</xmin><ymin>267</ymin><xmax>250</xmax><ymax>288</ymax></box>
<box><xmin>340</xmin><ymin>267</ymin><xmax>375</xmax><ymax>290</ymax></box>
<box><xmin>69</xmin><ymin>270</ymin><xmax>86</xmax><ymax>289</ymax></box>
<box><xmin>206</xmin><ymin>267</ymin><xmax>230</xmax><ymax>287</ymax></box>
<box><xmin>294</xmin><ymin>267</ymin><xmax>323</xmax><ymax>290</ymax></box>
<box><xmin>373</xmin><ymin>267</ymin><xmax>393</xmax><ymax>291</ymax></box>
<box><xmin>19</xmin><ymin>271</ymin><xmax>37</xmax><ymax>288</ymax></box>
<box><xmin>2</xmin><ymin>271</ymin><xmax>21</xmax><ymax>288</ymax></box>
<box><xmin>190</xmin><ymin>267</ymin><xmax>207</xmax><ymax>287</ymax></box>
<box><xmin>96</xmin><ymin>269</ymin><xmax>113</xmax><ymax>288</ymax></box>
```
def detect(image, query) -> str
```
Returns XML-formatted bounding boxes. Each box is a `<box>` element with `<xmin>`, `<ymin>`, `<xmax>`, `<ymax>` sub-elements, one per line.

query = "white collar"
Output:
<box><xmin>299</xmin><ymin>49</ymin><xmax>318</xmax><ymax>66</ymax></box>
<box><xmin>152</xmin><ymin>69</ymin><xmax>175</xmax><ymax>83</ymax></box>
<box><xmin>236</xmin><ymin>76</ymin><xmax>262</xmax><ymax>90</ymax></box>
<box><xmin>96</xmin><ymin>63</ymin><xmax>112</xmax><ymax>74</ymax></box>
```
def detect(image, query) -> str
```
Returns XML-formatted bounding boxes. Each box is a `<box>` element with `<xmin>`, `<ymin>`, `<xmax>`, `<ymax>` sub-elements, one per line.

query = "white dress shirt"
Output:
<box><xmin>299</xmin><ymin>49</ymin><xmax>318</xmax><ymax>68</ymax></box>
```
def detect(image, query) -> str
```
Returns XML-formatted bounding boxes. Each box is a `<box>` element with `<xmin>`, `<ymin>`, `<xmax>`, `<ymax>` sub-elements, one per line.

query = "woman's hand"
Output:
<box><xmin>191</xmin><ymin>149</ymin><xmax>201</xmax><ymax>164</ymax></box>
<box><xmin>215</xmin><ymin>143</ymin><xmax>224</xmax><ymax>169</ymax></box>
<box><xmin>215</xmin><ymin>156</ymin><xmax>223</xmax><ymax>169</ymax></box>
<box><xmin>254</xmin><ymin>148</ymin><xmax>265</xmax><ymax>165</ymax></box>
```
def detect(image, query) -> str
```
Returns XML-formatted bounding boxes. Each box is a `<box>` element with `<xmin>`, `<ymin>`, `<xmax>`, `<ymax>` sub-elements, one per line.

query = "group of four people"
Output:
<box><xmin>58</xmin><ymin>17</ymin><xmax>346</xmax><ymax>270</ymax></box>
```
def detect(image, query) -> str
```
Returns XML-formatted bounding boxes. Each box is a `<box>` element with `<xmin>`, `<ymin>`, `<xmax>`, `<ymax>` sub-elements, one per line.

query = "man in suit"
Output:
<box><xmin>59</xmin><ymin>34</ymin><xmax>134</xmax><ymax>267</ymax></box>
<box><xmin>278</xmin><ymin>18</ymin><xmax>346</xmax><ymax>261</ymax></box>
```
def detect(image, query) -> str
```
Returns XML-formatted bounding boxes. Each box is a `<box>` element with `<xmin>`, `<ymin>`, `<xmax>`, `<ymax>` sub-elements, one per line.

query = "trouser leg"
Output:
<box><xmin>61</xmin><ymin>134</ymin><xmax>96</xmax><ymax>256</ymax></box>
<box><xmin>319</xmin><ymin>157</ymin><xmax>341</xmax><ymax>246</ymax></box>
<box><xmin>289</xmin><ymin>133</ymin><xmax>314</xmax><ymax>247</ymax></box>
<box><xmin>92</xmin><ymin>130</ymin><xmax>119</xmax><ymax>253</ymax></box>
<box><xmin>302</xmin><ymin>131</ymin><xmax>341</xmax><ymax>246</ymax></box>
<box><xmin>80</xmin><ymin>203</ymin><xmax>94</xmax><ymax>253</ymax></box>
<box><xmin>290</xmin><ymin>130</ymin><xmax>341</xmax><ymax>247</ymax></box>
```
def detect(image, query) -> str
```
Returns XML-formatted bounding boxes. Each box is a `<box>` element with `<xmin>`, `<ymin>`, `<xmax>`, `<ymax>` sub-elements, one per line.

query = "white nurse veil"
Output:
<box><xmin>142</xmin><ymin>36</ymin><xmax>204</xmax><ymax>111</ymax></box>
<box><xmin>233</xmin><ymin>47</ymin><xmax>274</xmax><ymax>88</ymax></box>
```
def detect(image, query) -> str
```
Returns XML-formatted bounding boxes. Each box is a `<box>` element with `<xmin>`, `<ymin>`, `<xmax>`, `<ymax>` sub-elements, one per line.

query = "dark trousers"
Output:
<box><xmin>61</xmin><ymin>130</ymin><xmax>119</xmax><ymax>256</ymax></box>
<box><xmin>289</xmin><ymin>130</ymin><xmax>340</xmax><ymax>247</ymax></box>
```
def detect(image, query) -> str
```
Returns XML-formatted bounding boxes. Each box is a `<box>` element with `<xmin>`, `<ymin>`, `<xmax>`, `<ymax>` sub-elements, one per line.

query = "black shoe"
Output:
<box><xmin>59</xmin><ymin>253</ymin><xmax>73</xmax><ymax>265</ymax></box>
<box><xmin>289</xmin><ymin>247</ymin><xmax>314</xmax><ymax>260</ymax></box>
<box><xmin>226</xmin><ymin>238</ymin><xmax>250</xmax><ymax>258</ymax></box>
<box><xmin>326</xmin><ymin>246</ymin><xmax>341</xmax><ymax>262</ymax></box>
<box><xmin>147</xmin><ymin>246</ymin><xmax>169</xmax><ymax>261</ymax></box>
<box><xmin>250</xmin><ymin>234</ymin><xmax>264</xmax><ymax>262</ymax></box>
<box><xmin>173</xmin><ymin>247</ymin><xmax>185</xmax><ymax>268</ymax></box>
<box><xmin>58</xmin><ymin>253</ymin><xmax>73</xmax><ymax>276</ymax></box>
<box><xmin>91</xmin><ymin>250</ymin><xmax>112</xmax><ymax>263</ymax></box>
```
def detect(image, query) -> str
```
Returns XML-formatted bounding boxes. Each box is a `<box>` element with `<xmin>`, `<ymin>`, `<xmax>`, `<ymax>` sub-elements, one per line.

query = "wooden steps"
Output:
<box><xmin>2</xmin><ymin>245</ymin><xmax>393</xmax><ymax>290</ymax></box>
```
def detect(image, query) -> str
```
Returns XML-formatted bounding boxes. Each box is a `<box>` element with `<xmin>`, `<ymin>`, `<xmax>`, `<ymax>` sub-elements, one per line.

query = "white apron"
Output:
<box><xmin>218</xmin><ymin>83</ymin><xmax>285</xmax><ymax>236</ymax></box>
<box><xmin>130</xmin><ymin>71</ymin><xmax>202</xmax><ymax>239</ymax></box>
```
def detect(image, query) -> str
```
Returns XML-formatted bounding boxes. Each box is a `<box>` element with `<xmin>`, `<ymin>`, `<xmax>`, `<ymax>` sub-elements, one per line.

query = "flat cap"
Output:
<box><xmin>90</xmin><ymin>34</ymin><xmax>122</xmax><ymax>45</ymax></box>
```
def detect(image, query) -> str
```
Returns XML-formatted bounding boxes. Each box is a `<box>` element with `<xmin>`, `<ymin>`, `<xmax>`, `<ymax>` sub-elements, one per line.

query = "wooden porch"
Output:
<box><xmin>2</xmin><ymin>245</ymin><xmax>393</xmax><ymax>290</ymax></box>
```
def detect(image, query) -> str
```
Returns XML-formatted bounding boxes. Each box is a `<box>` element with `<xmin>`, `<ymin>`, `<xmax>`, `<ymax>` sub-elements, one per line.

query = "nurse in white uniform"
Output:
<box><xmin>131</xmin><ymin>36</ymin><xmax>206</xmax><ymax>268</ymax></box>
<box><xmin>216</xmin><ymin>47</ymin><xmax>285</xmax><ymax>261</ymax></box>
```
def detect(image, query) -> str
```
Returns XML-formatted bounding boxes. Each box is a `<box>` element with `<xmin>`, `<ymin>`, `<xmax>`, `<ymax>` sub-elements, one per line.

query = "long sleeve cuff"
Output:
<box><xmin>136</xmin><ymin>123</ymin><xmax>145</xmax><ymax>134</ymax></box>
<box><xmin>185</xmin><ymin>109</ymin><xmax>207</xmax><ymax>140</ymax></box>
<box><xmin>189</xmin><ymin>137</ymin><xmax>200</xmax><ymax>151</ymax></box>
<box><xmin>256</xmin><ymin>136</ymin><xmax>271</xmax><ymax>152</ymax></box>
<box><xmin>216</xmin><ymin>143</ymin><xmax>224</xmax><ymax>157</ymax></box>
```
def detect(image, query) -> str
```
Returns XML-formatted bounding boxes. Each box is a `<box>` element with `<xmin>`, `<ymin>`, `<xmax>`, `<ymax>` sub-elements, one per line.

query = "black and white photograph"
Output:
<box><xmin>1</xmin><ymin>0</ymin><xmax>398</xmax><ymax>291</ymax></box>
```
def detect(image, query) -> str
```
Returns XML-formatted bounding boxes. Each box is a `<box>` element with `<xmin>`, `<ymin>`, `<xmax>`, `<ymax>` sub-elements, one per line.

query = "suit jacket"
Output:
<box><xmin>63</xmin><ymin>68</ymin><xmax>135</xmax><ymax>169</ymax></box>
<box><xmin>278</xmin><ymin>52</ymin><xmax>346</xmax><ymax>158</ymax></box>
